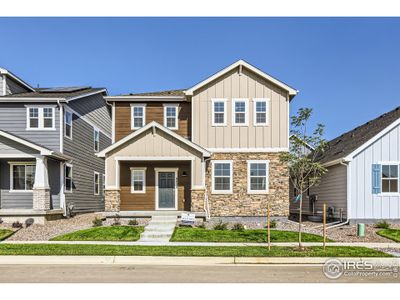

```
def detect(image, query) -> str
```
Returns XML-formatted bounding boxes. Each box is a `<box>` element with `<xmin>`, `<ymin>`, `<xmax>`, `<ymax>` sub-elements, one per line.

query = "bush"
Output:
<box><xmin>197</xmin><ymin>223</ymin><xmax>206</xmax><ymax>229</ymax></box>
<box><xmin>232</xmin><ymin>223</ymin><xmax>245</xmax><ymax>231</ymax></box>
<box><xmin>92</xmin><ymin>217</ymin><xmax>103</xmax><ymax>227</ymax></box>
<box><xmin>213</xmin><ymin>220</ymin><xmax>228</xmax><ymax>230</ymax></box>
<box><xmin>375</xmin><ymin>220</ymin><xmax>390</xmax><ymax>229</ymax></box>
<box><xmin>112</xmin><ymin>214</ymin><xmax>121</xmax><ymax>226</ymax></box>
<box><xmin>128</xmin><ymin>219</ymin><xmax>139</xmax><ymax>226</ymax></box>
<box><xmin>265</xmin><ymin>219</ymin><xmax>277</xmax><ymax>229</ymax></box>
<box><xmin>12</xmin><ymin>221</ymin><xmax>23</xmax><ymax>229</ymax></box>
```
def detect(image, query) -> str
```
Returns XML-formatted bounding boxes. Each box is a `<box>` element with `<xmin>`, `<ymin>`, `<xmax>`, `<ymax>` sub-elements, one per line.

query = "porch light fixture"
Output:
<box><xmin>182</xmin><ymin>171</ymin><xmax>188</xmax><ymax>177</ymax></box>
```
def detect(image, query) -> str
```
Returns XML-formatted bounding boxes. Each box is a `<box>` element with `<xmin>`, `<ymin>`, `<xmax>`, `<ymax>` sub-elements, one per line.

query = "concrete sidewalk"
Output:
<box><xmin>0</xmin><ymin>255</ymin><xmax>399</xmax><ymax>265</ymax></box>
<box><xmin>2</xmin><ymin>240</ymin><xmax>400</xmax><ymax>249</ymax></box>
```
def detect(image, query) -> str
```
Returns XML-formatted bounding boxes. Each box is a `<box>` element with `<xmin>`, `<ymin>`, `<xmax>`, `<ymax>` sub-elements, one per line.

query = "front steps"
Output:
<box><xmin>139</xmin><ymin>215</ymin><xmax>177</xmax><ymax>242</ymax></box>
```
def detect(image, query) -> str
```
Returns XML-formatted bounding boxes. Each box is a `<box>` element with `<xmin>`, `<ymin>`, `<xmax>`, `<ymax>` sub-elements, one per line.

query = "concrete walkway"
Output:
<box><xmin>2</xmin><ymin>240</ymin><xmax>400</xmax><ymax>249</ymax></box>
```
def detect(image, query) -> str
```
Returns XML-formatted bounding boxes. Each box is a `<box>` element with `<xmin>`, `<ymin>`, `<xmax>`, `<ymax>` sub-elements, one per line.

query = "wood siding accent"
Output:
<box><xmin>119</xmin><ymin>161</ymin><xmax>191</xmax><ymax>211</ymax></box>
<box><xmin>192</xmin><ymin>66</ymin><xmax>289</xmax><ymax>149</ymax></box>
<box><xmin>114</xmin><ymin>102</ymin><xmax>191</xmax><ymax>141</ymax></box>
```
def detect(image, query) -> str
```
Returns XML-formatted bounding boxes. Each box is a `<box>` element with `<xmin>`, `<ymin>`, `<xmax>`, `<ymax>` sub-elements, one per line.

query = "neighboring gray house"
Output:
<box><xmin>0</xmin><ymin>67</ymin><xmax>112</xmax><ymax>224</ymax></box>
<box><xmin>292</xmin><ymin>106</ymin><xmax>400</xmax><ymax>224</ymax></box>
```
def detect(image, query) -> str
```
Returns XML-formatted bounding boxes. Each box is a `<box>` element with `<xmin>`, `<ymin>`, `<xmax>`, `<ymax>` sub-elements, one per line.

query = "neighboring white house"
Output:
<box><xmin>295</xmin><ymin>106</ymin><xmax>400</xmax><ymax>224</ymax></box>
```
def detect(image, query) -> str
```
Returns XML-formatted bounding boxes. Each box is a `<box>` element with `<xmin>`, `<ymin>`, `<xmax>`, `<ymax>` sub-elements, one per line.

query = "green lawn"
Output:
<box><xmin>171</xmin><ymin>228</ymin><xmax>331</xmax><ymax>243</ymax></box>
<box><xmin>50</xmin><ymin>226</ymin><xmax>144</xmax><ymax>241</ymax></box>
<box><xmin>0</xmin><ymin>229</ymin><xmax>14</xmax><ymax>241</ymax></box>
<box><xmin>377</xmin><ymin>229</ymin><xmax>400</xmax><ymax>242</ymax></box>
<box><xmin>0</xmin><ymin>244</ymin><xmax>390</xmax><ymax>257</ymax></box>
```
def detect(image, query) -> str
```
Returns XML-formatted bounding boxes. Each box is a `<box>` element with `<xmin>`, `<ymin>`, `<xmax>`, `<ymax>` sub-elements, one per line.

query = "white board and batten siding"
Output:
<box><xmin>350</xmin><ymin>123</ymin><xmax>400</xmax><ymax>220</ymax></box>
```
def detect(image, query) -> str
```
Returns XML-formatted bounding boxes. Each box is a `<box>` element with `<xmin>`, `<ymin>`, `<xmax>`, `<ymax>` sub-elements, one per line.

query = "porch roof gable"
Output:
<box><xmin>97</xmin><ymin>121</ymin><xmax>211</xmax><ymax>158</ymax></box>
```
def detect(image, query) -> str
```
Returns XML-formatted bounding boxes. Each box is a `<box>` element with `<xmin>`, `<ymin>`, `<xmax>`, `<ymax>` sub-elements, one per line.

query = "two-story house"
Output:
<box><xmin>0</xmin><ymin>68</ymin><xmax>112</xmax><ymax>224</ymax></box>
<box><xmin>98</xmin><ymin>60</ymin><xmax>298</xmax><ymax>218</ymax></box>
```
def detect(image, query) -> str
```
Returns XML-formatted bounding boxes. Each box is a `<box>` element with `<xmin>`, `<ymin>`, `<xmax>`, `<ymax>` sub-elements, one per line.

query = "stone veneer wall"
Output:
<box><xmin>105</xmin><ymin>189</ymin><xmax>121</xmax><ymax>212</ymax></box>
<box><xmin>191</xmin><ymin>152</ymin><xmax>289</xmax><ymax>217</ymax></box>
<box><xmin>32</xmin><ymin>188</ymin><xmax>51</xmax><ymax>210</ymax></box>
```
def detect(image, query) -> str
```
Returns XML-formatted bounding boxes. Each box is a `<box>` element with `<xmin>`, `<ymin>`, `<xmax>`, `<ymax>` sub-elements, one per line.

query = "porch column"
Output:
<box><xmin>33</xmin><ymin>156</ymin><xmax>51</xmax><ymax>211</ymax></box>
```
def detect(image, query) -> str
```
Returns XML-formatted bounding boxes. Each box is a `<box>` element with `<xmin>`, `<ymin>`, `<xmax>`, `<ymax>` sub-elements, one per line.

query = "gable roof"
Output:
<box><xmin>184</xmin><ymin>59</ymin><xmax>298</xmax><ymax>98</ymax></box>
<box><xmin>0</xmin><ymin>87</ymin><xmax>107</xmax><ymax>102</ymax></box>
<box><xmin>0</xmin><ymin>67</ymin><xmax>36</xmax><ymax>92</ymax></box>
<box><xmin>97</xmin><ymin>121</ymin><xmax>211</xmax><ymax>157</ymax></box>
<box><xmin>317</xmin><ymin>106</ymin><xmax>400</xmax><ymax>165</ymax></box>
<box><xmin>0</xmin><ymin>129</ymin><xmax>70</xmax><ymax>160</ymax></box>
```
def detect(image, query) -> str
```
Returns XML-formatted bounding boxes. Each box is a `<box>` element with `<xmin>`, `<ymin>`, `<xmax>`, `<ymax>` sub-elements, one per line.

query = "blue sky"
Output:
<box><xmin>0</xmin><ymin>17</ymin><xmax>399</xmax><ymax>140</ymax></box>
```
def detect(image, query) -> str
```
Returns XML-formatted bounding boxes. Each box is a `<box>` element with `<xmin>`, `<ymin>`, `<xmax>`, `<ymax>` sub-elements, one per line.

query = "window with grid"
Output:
<box><xmin>132</xmin><ymin>105</ymin><xmax>145</xmax><ymax>129</ymax></box>
<box><xmin>131</xmin><ymin>168</ymin><xmax>146</xmax><ymax>193</ymax></box>
<box><xmin>164</xmin><ymin>105</ymin><xmax>178</xmax><ymax>129</ymax></box>
<box><xmin>213</xmin><ymin>162</ymin><xmax>232</xmax><ymax>192</ymax></box>
<box><xmin>213</xmin><ymin>101</ymin><xmax>225</xmax><ymax>125</ymax></box>
<box><xmin>248</xmin><ymin>162</ymin><xmax>268</xmax><ymax>192</ymax></box>
<box><xmin>28</xmin><ymin>108</ymin><xmax>39</xmax><ymax>128</ymax></box>
<box><xmin>11</xmin><ymin>164</ymin><xmax>35</xmax><ymax>191</ymax></box>
<box><xmin>233</xmin><ymin>99</ymin><xmax>248</xmax><ymax>125</ymax></box>
<box><xmin>43</xmin><ymin>107</ymin><xmax>53</xmax><ymax>128</ymax></box>
<box><xmin>382</xmin><ymin>164</ymin><xmax>399</xmax><ymax>193</ymax></box>
<box><xmin>255</xmin><ymin>100</ymin><xmax>267</xmax><ymax>125</ymax></box>
<box><xmin>27</xmin><ymin>107</ymin><xmax>54</xmax><ymax>129</ymax></box>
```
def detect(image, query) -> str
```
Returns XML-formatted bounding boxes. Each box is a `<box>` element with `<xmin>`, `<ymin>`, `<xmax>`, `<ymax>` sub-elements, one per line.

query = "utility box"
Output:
<box><xmin>357</xmin><ymin>223</ymin><xmax>365</xmax><ymax>237</ymax></box>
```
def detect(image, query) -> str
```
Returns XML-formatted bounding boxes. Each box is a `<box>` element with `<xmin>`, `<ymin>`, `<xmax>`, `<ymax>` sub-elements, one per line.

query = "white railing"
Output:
<box><xmin>204</xmin><ymin>187</ymin><xmax>211</xmax><ymax>220</ymax></box>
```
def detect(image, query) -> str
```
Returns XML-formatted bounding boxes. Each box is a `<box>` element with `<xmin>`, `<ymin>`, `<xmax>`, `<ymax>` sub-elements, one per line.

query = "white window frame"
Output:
<box><xmin>211</xmin><ymin>160</ymin><xmax>233</xmax><ymax>194</ymax></box>
<box><xmin>253</xmin><ymin>98</ymin><xmax>270</xmax><ymax>126</ymax></box>
<box><xmin>130</xmin><ymin>167</ymin><xmax>147</xmax><ymax>194</ymax></box>
<box><xmin>232</xmin><ymin>98</ymin><xmax>249</xmax><ymax>126</ymax></box>
<box><xmin>247</xmin><ymin>160</ymin><xmax>269</xmax><ymax>194</ymax></box>
<box><xmin>64</xmin><ymin>163</ymin><xmax>73</xmax><ymax>193</ymax></box>
<box><xmin>102</xmin><ymin>174</ymin><xmax>106</xmax><ymax>195</ymax></box>
<box><xmin>94</xmin><ymin>171</ymin><xmax>100</xmax><ymax>195</ymax></box>
<box><xmin>379</xmin><ymin>162</ymin><xmax>400</xmax><ymax>195</ymax></box>
<box><xmin>64</xmin><ymin>110</ymin><xmax>73</xmax><ymax>139</ymax></box>
<box><xmin>94</xmin><ymin>128</ymin><xmax>100</xmax><ymax>152</ymax></box>
<box><xmin>211</xmin><ymin>98</ymin><xmax>227</xmax><ymax>126</ymax></box>
<box><xmin>130</xmin><ymin>104</ymin><xmax>146</xmax><ymax>130</ymax></box>
<box><xmin>9</xmin><ymin>162</ymin><xmax>36</xmax><ymax>192</ymax></box>
<box><xmin>163</xmin><ymin>104</ymin><xmax>179</xmax><ymax>130</ymax></box>
<box><xmin>26</xmin><ymin>106</ymin><xmax>56</xmax><ymax>130</ymax></box>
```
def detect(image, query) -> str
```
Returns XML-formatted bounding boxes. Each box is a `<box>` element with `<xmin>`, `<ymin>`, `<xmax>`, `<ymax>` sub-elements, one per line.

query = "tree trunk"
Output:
<box><xmin>298</xmin><ymin>194</ymin><xmax>303</xmax><ymax>248</ymax></box>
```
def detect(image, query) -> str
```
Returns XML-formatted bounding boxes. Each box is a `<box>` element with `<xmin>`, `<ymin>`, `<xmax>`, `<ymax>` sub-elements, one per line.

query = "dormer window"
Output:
<box><xmin>164</xmin><ymin>104</ymin><xmax>179</xmax><ymax>130</ymax></box>
<box><xmin>26</xmin><ymin>106</ymin><xmax>55</xmax><ymax>130</ymax></box>
<box><xmin>131</xmin><ymin>104</ymin><xmax>146</xmax><ymax>129</ymax></box>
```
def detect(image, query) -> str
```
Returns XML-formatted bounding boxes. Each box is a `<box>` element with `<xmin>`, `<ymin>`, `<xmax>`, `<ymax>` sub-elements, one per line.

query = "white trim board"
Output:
<box><xmin>0</xmin><ymin>68</ymin><xmax>35</xmax><ymax>92</ymax></box>
<box><xmin>185</xmin><ymin>60</ymin><xmax>298</xmax><ymax>97</ymax></box>
<box><xmin>208</xmin><ymin>147</ymin><xmax>288</xmax><ymax>153</ymax></box>
<box><xmin>0</xmin><ymin>130</ymin><xmax>52</xmax><ymax>156</ymax></box>
<box><xmin>97</xmin><ymin>121</ymin><xmax>211</xmax><ymax>157</ymax></box>
<box><xmin>114</xmin><ymin>156</ymin><xmax>195</xmax><ymax>161</ymax></box>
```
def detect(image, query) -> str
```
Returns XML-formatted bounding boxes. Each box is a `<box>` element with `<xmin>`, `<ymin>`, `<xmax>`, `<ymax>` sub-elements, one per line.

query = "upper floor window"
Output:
<box><xmin>253</xmin><ymin>98</ymin><xmax>269</xmax><ymax>126</ymax></box>
<box><xmin>94</xmin><ymin>128</ymin><xmax>100</xmax><ymax>152</ymax></box>
<box><xmin>247</xmin><ymin>160</ymin><xmax>269</xmax><ymax>194</ymax></box>
<box><xmin>232</xmin><ymin>99</ymin><xmax>249</xmax><ymax>126</ymax></box>
<box><xmin>64</xmin><ymin>110</ymin><xmax>73</xmax><ymax>139</ymax></box>
<box><xmin>212</xmin><ymin>160</ymin><xmax>233</xmax><ymax>194</ymax></box>
<box><xmin>131</xmin><ymin>104</ymin><xmax>146</xmax><ymax>129</ymax></box>
<box><xmin>26</xmin><ymin>106</ymin><xmax>55</xmax><ymax>130</ymax></box>
<box><xmin>211</xmin><ymin>99</ymin><xmax>227</xmax><ymax>126</ymax></box>
<box><xmin>164</xmin><ymin>104</ymin><xmax>178</xmax><ymax>130</ymax></box>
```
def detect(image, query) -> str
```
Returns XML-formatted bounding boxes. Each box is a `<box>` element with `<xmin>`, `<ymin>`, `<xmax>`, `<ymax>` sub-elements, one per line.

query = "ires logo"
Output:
<box><xmin>323</xmin><ymin>259</ymin><xmax>374</xmax><ymax>279</ymax></box>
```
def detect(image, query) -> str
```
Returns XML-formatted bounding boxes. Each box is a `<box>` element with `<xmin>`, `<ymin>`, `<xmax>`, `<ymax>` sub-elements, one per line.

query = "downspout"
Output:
<box><xmin>326</xmin><ymin>160</ymin><xmax>350</xmax><ymax>229</ymax></box>
<box><xmin>203</xmin><ymin>157</ymin><xmax>212</xmax><ymax>220</ymax></box>
<box><xmin>57</xmin><ymin>100</ymin><xmax>67</xmax><ymax>216</ymax></box>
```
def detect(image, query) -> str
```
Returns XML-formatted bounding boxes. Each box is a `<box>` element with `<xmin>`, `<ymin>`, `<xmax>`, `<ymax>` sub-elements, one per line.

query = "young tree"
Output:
<box><xmin>280</xmin><ymin>108</ymin><xmax>328</xmax><ymax>248</ymax></box>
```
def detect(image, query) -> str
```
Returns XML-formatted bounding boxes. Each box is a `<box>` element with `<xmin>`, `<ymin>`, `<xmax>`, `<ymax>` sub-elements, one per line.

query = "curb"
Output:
<box><xmin>0</xmin><ymin>256</ymin><xmax>398</xmax><ymax>265</ymax></box>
